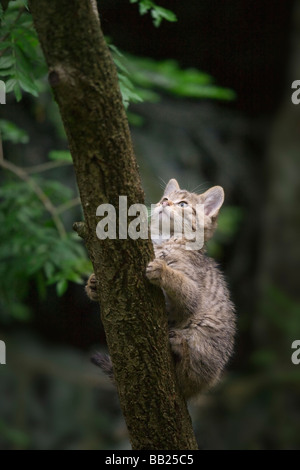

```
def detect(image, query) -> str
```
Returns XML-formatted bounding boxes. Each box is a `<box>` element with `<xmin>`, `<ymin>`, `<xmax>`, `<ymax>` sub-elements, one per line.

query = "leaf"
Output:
<box><xmin>48</xmin><ymin>150</ymin><xmax>72</xmax><ymax>162</ymax></box>
<box><xmin>56</xmin><ymin>279</ymin><xmax>68</xmax><ymax>297</ymax></box>
<box><xmin>5</xmin><ymin>77</ymin><xmax>16</xmax><ymax>92</ymax></box>
<box><xmin>151</xmin><ymin>6</ymin><xmax>177</xmax><ymax>27</ymax></box>
<box><xmin>0</xmin><ymin>69</ymin><xmax>13</xmax><ymax>77</ymax></box>
<box><xmin>66</xmin><ymin>272</ymin><xmax>84</xmax><ymax>284</ymax></box>
<box><xmin>44</xmin><ymin>261</ymin><xmax>55</xmax><ymax>280</ymax></box>
<box><xmin>0</xmin><ymin>119</ymin><xmax>29</xmax><ymax>143</ymax></box>
<box><xmin>124</xmin><ymin>54</ymin><xmax>236</xmax><ymax>102</ymax></box>
<box><xmin>13</xmin><ymin>81</ymin><xmax>22</xmax><ymax>101</ymax></box>
<box><xmin>15</xmin><ymin>37</ymin><xmax>40</xmax><ymax>66</ymax></box>
<box><xmin>22</xmin><ymin>0</ymin><xmax>29</xmax><ymax>9</ymax></box>
<box><xmin>127</xmin><ymin>111</ymin><xmax>144</xmax><ymax>126</ymax></box>
<box><xmin>113</xmin><ymin>57</ymin><xmax>130</xmax><ymax>76</ymax></box>
<box><xmin>139</xmin><ymin>2</ymin><xmax>151</xmax><ymax>15</ymax></box>
<box><xmin>130</xmin><ymin>0</ymin><xmax>177</xmax><ymax>26</ymax></box>
<box><xmin>17</xmin><ymin>71</ymin><xmax>39</xmax><ymax>97</ymax></box>
<box><xmin>10</xmin><ymin>303</ymin><xmax>31</xmax><ymax>321</ymax></box>
<box><xmin>6</xmin><ymin>0</ymin><xmax>27</xmax><ymax>11</ymax></box>
<box><xmin>0</xmin><ymin>41</ymin><xmax>12</xmax><ymax>50</ymax></box>
<box><xmin>0</xmin><ymin>55</ymin><xmax>14</xmax><ymax>69</ymax></box>
<box><xmin>0</xmin><ymin>7</ymin><xmax>47</xmax><ymax>102</ymax></box>
<box><xmin>108</xmin><ymin>44</ymin><xmax>124</xmax><ymax>58</ymax></box>
<box><xmin>118</xmin><ymin>73</ymin><xmax>144</xmax><ymax>108</ymax></box>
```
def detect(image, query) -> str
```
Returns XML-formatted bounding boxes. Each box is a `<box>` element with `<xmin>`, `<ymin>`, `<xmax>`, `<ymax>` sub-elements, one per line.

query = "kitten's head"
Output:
<box><xmin>151</xmin><ymin>178</ymin><xmax>224</xmax><ymax>244</ymax></box>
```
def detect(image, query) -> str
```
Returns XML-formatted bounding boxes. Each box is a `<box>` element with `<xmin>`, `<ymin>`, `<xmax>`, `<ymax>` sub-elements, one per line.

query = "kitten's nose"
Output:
<box><xmin>162</xmin><ymin>199</ymin><xmax>172</xmax><ymax>206</ymax></box>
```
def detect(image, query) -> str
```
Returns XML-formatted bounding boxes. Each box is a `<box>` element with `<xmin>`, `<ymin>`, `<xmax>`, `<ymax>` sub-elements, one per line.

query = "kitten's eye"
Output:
<box><xmin>178</xmin><ymin>201</ymin><xmax>188</xmax><ymax>207</ymax></box>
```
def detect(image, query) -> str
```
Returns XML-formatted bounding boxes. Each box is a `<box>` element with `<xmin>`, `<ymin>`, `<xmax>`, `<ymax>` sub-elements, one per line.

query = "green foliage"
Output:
<box><xmin>0</xmin><ymin>119</ymin><xmax>29</xmax><ymax>143</ymax></box>
<box><xmin>48</xmin><ymin>150</ymin><xmax>72</xmax><ymax>162</ymax></box>
<box><xmin>109</xmin><ymin>46</ymin><xmax>235</xmax><ymax>118</ymax></box>
<box><xmin>130</xmin><ymin>0</ymin><xmax>177</xmax><ymax>27</ymax></box>
<box><xmin>0</xmin><ymin>418</ymin><xmax>30</xmax><ymax>448</ymax></box>
<box><xmin>125</xmin><ymin>55</ymin><xmax>236</xmax><ymax>101</ymax></box>
<box><xmin>260</xmin><ymin>286</ymin><xmax>300</xmax><ymax>339</ymax></box>
<box><xmin>217</xmin><ymin>206</ymin><xmax>244</xmax><ymax>240</ymax></box>
<box><xmin>0</xmin><ymin>1</ymin><xmax>235</xmax><ymax>322</ymax></box>
<box><xmin>207</xmin><ymin>206</ymin><xmax>243</xmax><ymax>258</ymax></box>
<box><xmin>1</xmin><ymin>3</ymin><xmax>234</xmax><ymax>110</ymax></box>
<box><xmin>0</xmin><ymin>114</ymin><xmax>91</xmax><ymax>323</ymax></box>
<box><xmin>0</xmin><ymin>178</ymin><xmax>92</xmax><ymax>321</ymax></box>
<box><xmin>108</xmin><ymin>43</ymin><xmax>154</xmax><ymax>110</ymax></box>
<box><xmin>0</xmin><ymin>1</ymin><xmax>47</xmax><ymax>101</ymax></box>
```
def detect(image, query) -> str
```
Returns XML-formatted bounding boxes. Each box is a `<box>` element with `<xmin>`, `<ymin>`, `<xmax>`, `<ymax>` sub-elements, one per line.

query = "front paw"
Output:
<box><xmin>85</xmin><ymin>273</ymin><xmax>99</xmax><ymax>301</ymax></box>
<box><xmin>146</xmin><ymin>259</ymin><xmax>166</xmax><ymax>285</ymax></box>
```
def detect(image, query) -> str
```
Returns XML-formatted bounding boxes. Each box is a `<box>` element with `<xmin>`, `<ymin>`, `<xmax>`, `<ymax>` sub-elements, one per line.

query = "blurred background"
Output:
<box><xmin>0</xmin><ymin>0</ymin><xmax>299</xmax><ymax>450</ymax></box>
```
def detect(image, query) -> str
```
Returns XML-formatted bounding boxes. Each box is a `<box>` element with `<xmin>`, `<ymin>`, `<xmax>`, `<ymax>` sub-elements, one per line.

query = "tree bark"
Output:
<box><xmin>28</xmin><ymin>0</ymin><xmax>198</xmax><ymax>450</ymax></box>
<box><xmin>0</xmin><ymin>0</ymin><xmax>10</xmax><ymax>11</ymax></box>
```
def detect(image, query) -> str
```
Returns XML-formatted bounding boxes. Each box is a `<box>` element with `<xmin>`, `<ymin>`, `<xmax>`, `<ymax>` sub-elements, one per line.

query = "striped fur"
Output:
<box><xmin>87</xmin><ymin>179</ymin><xmax>236</xmax><ymax>399</ymax></box>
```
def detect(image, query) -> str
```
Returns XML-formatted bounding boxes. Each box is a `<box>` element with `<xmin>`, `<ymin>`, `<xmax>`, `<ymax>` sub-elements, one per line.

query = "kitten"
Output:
<box><xmin>86</xmin><ymin>179</ymin><xmax>236</xmax><ymax>399</ymax></box>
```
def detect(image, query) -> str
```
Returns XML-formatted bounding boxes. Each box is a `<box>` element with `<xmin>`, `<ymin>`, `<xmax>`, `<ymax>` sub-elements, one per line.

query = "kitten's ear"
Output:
<box><xmin>202</xmin><ymin>186</ymin><xmax>224</xmax><ymax>217</ymax></box>
<box><xmin>163</xmin><ymin>179</ymin><xmax>180</xmax><ymax>196</ymax></box>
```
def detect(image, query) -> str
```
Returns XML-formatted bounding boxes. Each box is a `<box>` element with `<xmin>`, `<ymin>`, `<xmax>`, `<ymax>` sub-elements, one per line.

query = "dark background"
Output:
<box><xmin>101</xmin><ymin>0</ymin><xmax>292</xmax><ymax>116</ymax></box>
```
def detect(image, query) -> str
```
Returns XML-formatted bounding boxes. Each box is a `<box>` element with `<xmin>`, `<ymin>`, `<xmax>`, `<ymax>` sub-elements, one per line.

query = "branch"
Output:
<box><xmin>0</xmin><ymin>135</ymin><xmax>66</xmax><ymax>238</ymax></box>
<box><xmin>29</xmin><ymin>0</ymin><xmax>198</xmax><ymax>450</ymax></box>
<box><xmin>26</xmin><ymin>160</ymin><xmax>72</xmax><ymax>174</ymax></box>
<box><xmin>56</xmin><ymin>197</ymin><xmax>81</xmax><ymax>215</ymax></box>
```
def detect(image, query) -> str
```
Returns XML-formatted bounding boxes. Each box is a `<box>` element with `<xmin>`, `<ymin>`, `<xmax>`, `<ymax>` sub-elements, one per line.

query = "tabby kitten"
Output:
<box><xmin>86</xmin><ymin>179</ymin><xmax>236</xmax><ymax>399</ymax></box>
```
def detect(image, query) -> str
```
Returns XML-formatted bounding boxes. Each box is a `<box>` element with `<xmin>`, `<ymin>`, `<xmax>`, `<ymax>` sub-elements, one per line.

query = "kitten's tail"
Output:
<box><xmin>91</xmin><ymin>352</ymin><xmax>115</xmax><ymax>382</ymax></box>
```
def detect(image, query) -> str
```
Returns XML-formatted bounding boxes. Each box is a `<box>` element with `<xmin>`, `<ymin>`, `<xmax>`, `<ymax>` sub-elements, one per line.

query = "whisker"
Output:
<box><xmin>158</xmin><ymin>176</ymin><xmax>167</xmax><ymax>189</ymax></box>
<box><xmin>191</xmin><ymin>182</ymin><xmax>210</xmax><ymax>193</ymax></box>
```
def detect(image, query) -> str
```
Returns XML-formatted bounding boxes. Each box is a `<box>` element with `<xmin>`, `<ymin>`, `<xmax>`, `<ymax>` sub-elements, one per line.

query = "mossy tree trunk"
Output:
<box><xmin>29</xmin><ymin>0</ymin><xmax>198</xmax><ymax>450</ymax></box>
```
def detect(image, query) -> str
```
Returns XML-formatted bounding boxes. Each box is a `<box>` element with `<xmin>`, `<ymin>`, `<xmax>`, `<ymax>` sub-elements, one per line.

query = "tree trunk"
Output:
<box><xmin>29</xmin><ymin>0</ymin><xmax>198</xmax><ymax>450</ymax></box>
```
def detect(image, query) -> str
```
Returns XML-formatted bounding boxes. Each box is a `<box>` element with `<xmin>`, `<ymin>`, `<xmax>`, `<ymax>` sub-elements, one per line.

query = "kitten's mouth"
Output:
<box><xmin>160</xmin><ymin>205</ymin><xmax>170</xmax><ymax>214</ymax></box>
<box><xmin>159</xmin><ymin>209</ymin><xmax>170</xmax><ymax>219</ymax></box>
